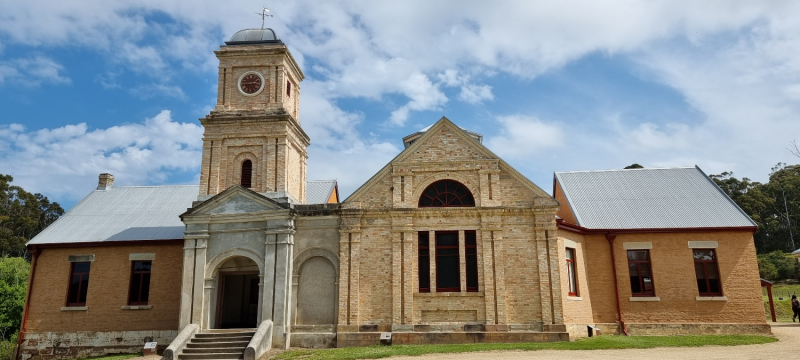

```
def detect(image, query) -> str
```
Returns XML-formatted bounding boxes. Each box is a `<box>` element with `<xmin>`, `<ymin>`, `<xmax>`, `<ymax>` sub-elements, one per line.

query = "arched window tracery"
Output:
<box><xmin>418</xmin><ymin>180</ymin><xmax>475</xmax><ymax>207</ymax></box>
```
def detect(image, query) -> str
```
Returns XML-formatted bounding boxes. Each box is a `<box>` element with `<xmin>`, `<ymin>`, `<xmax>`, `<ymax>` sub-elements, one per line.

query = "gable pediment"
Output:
<box><xmin>344</xmin><ymin>117</ymin><xmax>558</xmax><ymax>207</ymax></box>
<box><xmin>184</xmin><ymin>185</ymin><xmax>288</xmax><ymax>216</ymax></box>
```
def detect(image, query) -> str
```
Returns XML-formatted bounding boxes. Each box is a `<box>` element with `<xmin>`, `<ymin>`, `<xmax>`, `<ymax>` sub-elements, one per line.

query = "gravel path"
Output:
<box><xmin>388</xmin><ymin>323</ymin><xmax>799</xmax><ymax>360</ymax></box>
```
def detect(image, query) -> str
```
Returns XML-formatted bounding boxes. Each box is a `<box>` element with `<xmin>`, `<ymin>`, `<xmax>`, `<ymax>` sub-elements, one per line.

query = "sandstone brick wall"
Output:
<box><xmin>24</xmin><ymin>242</ymin><xmax>183</xmax><ymax>332</ymax></box>
<box><xmin>557</xmin><ymin>231</ymin><xmax>594</xmax><ymax>326</ymax></box>
<box><xmin>339</xmin><ymin>119</ymin><xmax>562</xmax><ymax>330</ymax></box>
<box><xmin>576</xmin><ymin>230</ymin><xmax>766</xmax><ymax>325</ymax></box>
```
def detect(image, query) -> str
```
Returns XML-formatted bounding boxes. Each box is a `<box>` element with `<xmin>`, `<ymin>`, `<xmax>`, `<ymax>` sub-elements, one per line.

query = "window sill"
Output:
<box><xmin>630</xmin><ymin>296</ymin><xmax>660</xmax><ymax>302</ymax></box>
<box><xmin>415</xmin><ymin>291</ymin><xmax>484</xmax><ymax>297</ymax></box>
<box><xmin>121</xmin><ymin>305</ymin><xmax>152</xmax><ymax>310</ymax></box>
<box><xmin>567</xmin><ymin>296</ymin><xmax>582</xmax><ymax>301</ymax></box>
<box><xmin>61</xmin><ymin>306</ymin><xmax>88</xmax><ymax>311</ymax></box>
<box><xmin>696</xmin><ymin>296</ymin><xmax>727</xmax><ymax>301</ymax></box>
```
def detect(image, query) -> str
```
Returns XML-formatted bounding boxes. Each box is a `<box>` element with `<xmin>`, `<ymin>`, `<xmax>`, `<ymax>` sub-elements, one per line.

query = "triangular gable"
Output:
<box><xmin>345</xmin><ymin>116</ymin><xmax>556</xmax><ymax>205</ymax></box>
<box><xmin>183</xmin><ymin>185</ymin><xmax>288</xmax><ymax>217</ymax></box>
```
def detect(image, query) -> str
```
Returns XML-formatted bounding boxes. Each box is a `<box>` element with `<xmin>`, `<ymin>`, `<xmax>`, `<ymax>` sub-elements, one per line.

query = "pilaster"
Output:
<box><xmin>191</xmin><ymin>237</ymin><xmax>208</xmax><ymax>327</ymax></box>
<box><xmin>180</xmin><ymin>239</ymin><xmax>196</xmax><ymax>329</ymax></box>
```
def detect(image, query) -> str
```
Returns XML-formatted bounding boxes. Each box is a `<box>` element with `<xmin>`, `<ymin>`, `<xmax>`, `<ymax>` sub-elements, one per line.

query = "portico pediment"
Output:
<box><xmin>183</xmin><ymin>184</ymin><xmax>289</xmax><ymax>217</ymax></box>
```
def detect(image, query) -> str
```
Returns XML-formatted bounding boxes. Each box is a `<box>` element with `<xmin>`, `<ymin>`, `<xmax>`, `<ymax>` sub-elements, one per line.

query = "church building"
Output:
<box><xmin>19</xmin><ymin>27</ymin><xmax>768</xmax><ymax>360</ymax></box>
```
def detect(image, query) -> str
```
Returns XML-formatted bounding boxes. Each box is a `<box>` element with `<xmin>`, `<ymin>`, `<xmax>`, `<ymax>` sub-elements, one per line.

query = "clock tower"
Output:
<box><xmin>198</xmin><ymin>28</ymin><xmax>308</xmax><ymax>203</ymax></box>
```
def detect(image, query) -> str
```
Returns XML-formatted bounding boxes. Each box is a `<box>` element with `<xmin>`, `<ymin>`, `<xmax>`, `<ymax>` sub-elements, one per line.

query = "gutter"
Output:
<box><xmin>16</xmin><ymin>246</ymin><xmax>40</xmax><ymax>360</ymax></box>
<box><xmin>605</xmin><ymin>234</ymin><xmax>628</xmax><ymax>336</ymax></box>
<box><xmin>555</xmin><ymin>218</ymin><xmax>758</xmax><ymax>235</ymax></box>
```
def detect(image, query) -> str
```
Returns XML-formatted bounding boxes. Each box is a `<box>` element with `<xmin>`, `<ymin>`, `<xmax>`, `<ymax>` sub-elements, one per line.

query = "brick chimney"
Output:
<box><xmin>98</xmin><ymin>173</ymin><xmax>114</xmax><ymax>190</ymax></box>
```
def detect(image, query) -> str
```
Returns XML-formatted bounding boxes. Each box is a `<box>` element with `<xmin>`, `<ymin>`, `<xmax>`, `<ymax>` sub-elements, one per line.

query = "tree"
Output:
<box><xmin>624</xmin><ymin>163</ymin><xmax>644</xmax><ymax>169</ymax></box>
<box><xmin>0</xmin><ymin>257</ymin><xmax>28</xmax><ymax>341</ymax></box>
<box><xmin>0</xmin><ymin>174</ymin><xmax>64</xmax><ymax>257</ymax></box>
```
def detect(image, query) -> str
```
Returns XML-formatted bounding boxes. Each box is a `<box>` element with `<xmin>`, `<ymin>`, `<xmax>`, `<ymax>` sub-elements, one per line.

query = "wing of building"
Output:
<box><xmin>18</xmin><ymin>26</ymin><xmax>768</xmax><ymax>360</ymax></box>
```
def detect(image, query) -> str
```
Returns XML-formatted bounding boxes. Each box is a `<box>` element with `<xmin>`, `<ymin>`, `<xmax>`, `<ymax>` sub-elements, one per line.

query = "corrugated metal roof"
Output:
<box><xmin>554</xmin><ymin>166</ymin><xmax>756</xmax><ymax>229</ymax></box>
<box><xmin>306</xmin><ymin>180</ymin><xmax>336</xmax><ymax>204</ymax></box>
<box><xmin>28</xmin><ymin>185</ymin><xmax>199</xmax><ymax>245</ymax></box>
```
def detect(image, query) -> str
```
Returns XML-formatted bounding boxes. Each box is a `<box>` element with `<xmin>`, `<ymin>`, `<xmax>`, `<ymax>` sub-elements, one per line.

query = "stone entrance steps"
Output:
<box><xmin>178</xmin><ymin>330</ymin><xmax>255</xmax><ymax>360</ymax></box>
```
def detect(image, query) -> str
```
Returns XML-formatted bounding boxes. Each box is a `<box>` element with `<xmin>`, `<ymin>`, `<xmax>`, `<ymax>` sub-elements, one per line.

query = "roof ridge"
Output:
<box><xmin>555</xmin><ymin>166</ymin><xmax>695</xmax><ymax>174</ymax></box>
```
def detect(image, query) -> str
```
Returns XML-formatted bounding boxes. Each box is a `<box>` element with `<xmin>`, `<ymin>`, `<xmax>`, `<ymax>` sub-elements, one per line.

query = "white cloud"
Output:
<box><xmin>0</xmin><ymin>110</ymin><xmax>203</xmax><ymax>202</ymax></box>
<box><xmin>458</xmin><ymin>84</ymin><xmax>493</xmax><ymax>104</ymax></box>
<box><xmin>0</xmin><ymin>56</ymin><xmax>70</xmax><ymax>86</ymax></box>
<box><xmin>130</xmin><ymin>83</ymin><xmax>187</xmax><ymax>100</ymax></box>
<box><xmin>485</xmin><ymin>115</ymin><xmax>564</xmax><ymax>159</ymax></box>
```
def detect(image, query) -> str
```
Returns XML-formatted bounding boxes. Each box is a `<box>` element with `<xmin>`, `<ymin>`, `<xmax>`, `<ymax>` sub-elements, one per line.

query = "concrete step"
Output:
<box><xmin>177</xmin><ymin>353</ymin><xmax>243</xmax><ymax>360</ymax></box>
<box><xmin>186</xmin><ymin>341</ymin><xmax>250</xmax><ymax>348</ymax></box>
<box><xmin>196</xmin><ymin>332</ymin><xmax>255</xmax><ymax>338</ymax></box>
<box><xmin>182</xmin><ymin>348</ymin><xmax>247</xmax><ymax>354</ymax></box>
<box><xmin>191</xmin><ymin>336</ymin><xmax>252</xmax><ymax>343</ymax></box>
<box><xmin>203</xmin><ymin>328</ymin><xmax>256</xmax><ymax>334</ymax></box>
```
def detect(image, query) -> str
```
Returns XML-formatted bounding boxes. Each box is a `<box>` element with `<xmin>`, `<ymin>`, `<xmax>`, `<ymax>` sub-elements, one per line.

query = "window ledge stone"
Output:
<box><xmin>630</xmin><ymin>296</ymin><xmax>660</xmax><ymax>302</ymax></box>
<box><xmin>567</xmin><ymin>296</ymin><xmax>582</xmax><ymax>301</ymax></box>
<box><xmin>61</xmin><ymin>306</ymin><xmax>88</xmax><ymax>311</ymax></box>
<box><xmin>121</xmin><ymin>305</ymin><xmax>152</xmax><ymax>310</ymax></box>
<box><xmin>415</xmin><ymin>291</ymin><xmax>484</xmax><ymax>297</ymax></box>
<box><xmin>696</xmin><ymin>296</ymin><xmax>728</xmax><ymax>301</ymax></box>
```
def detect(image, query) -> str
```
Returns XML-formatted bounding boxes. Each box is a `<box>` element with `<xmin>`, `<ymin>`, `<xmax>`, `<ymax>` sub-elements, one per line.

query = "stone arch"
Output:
<box><xmin>412</xmin><ymin>172</ymin><xmax>481</xmax><ymax>207</ymax></box>
<box><xmin>205</xmin><ymin>248</ymin><xmax>265</xmax><ymax>279</ymax></box>
<box><xmin>293</xmin><ymin>247</ymin><xmax>339</xmax><ymax>276</ymax></box>
<box><xmin>230</xmin><ymin>152</ymin><xmax>260</xmax><ymax>191</ymax></box>
<box><xmin>293</xmin><ymin>247</ymin><xmax>339</xmax><ymax>325</ymax></box>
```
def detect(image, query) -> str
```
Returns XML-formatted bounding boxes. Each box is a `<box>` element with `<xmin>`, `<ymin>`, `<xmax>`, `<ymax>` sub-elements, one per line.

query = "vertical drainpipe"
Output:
<box><xmin>606</xmin><ymin>233</ymin><xmax>628</xmax><ymax>336</ymax></box>
<box><xmin>16</xmin><ymin>246</ymin><xmax>40</xmax><ymax>360</ymax></box>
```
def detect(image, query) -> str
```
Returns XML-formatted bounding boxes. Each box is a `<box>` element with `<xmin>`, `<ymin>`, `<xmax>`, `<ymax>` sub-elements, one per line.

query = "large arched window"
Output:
<box><xmin>418</xmin><ymin>180</ymin><xmax>475</xmax><ymax>207</ymax></box>
<box><xmin>241</xmin><ymin>160</ymin><xmax>253</xmax><ymax>188</ymax></box>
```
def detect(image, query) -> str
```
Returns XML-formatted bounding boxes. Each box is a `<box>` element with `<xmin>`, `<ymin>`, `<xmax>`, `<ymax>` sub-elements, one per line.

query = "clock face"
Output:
<box><xmin>240</xmin><ymin>74</ymin><xmax>262</xmax><ymax>94</ymax></box>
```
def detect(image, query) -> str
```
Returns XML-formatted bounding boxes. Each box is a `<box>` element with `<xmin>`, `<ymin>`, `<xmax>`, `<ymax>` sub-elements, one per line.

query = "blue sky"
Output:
<box><xmin>2</xmin><ymin>1</ymin><xmax>800</xmax><ymax>210</ymax></box>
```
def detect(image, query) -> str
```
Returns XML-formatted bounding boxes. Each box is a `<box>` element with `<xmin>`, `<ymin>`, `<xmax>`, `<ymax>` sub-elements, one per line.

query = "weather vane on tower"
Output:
<box><xmin>255</xmin><ymin>7</ymin><xmax>273</xmax><ymax>29</ymax></box>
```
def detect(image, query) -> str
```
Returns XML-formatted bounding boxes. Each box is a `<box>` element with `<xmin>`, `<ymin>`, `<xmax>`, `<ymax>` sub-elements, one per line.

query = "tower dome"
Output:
<box><xmin>225</xmin><ymin>28</ymin><xmax>282</xmax><ymax>45</ymax></box>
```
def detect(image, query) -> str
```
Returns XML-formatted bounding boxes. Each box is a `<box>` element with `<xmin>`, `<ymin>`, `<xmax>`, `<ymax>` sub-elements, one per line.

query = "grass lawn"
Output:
<box><xmin>763</xmin><ymin>282</ymin><xmax>800</xmax><ymax>322</ymax></box>
<box><xmin>274</xmin><ymin>335</ymin><xmax>776</xmax><ymax>360</ymax></box>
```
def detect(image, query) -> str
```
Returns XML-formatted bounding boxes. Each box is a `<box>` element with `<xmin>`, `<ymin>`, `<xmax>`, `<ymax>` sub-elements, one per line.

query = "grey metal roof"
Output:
<box><xmin>554</xmin><ymin>166</ymin><xmax>757</xmax><ymax>229</ymax></box>
<box><xmin>306</xmin><ymin>180</ymin><xmax>337</xmax><ymax>204</ymax></box>
<box><xmin>28</xmin><ymin>185</ymin><xmax>199</xmax><ymax>245</ymax></box>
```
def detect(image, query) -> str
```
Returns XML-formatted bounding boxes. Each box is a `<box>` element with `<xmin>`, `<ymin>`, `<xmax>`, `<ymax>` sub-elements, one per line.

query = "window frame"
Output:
<box><xmin>565</xmin><ymin>247</ymin><xmax>578</xmax><ymax>297</ymax></box>
<box><xmin>66</xmin><ymin>262</ymin><xmax>91</xmax><ymax>307</ymax></box>
<box><xmin>465</xmin><ymin>230</ymin><xmax>479</xmax><ymax>292</ymax></box>
<box><xmin>627</xmin><ymin>249</ymin><xmax>655</xmax><ymax>297</ymax></box>
<box><xmin>694</xmin><ymin>249</ymin><xmax>723</xmax><ymax>296</ymax></box>
<box><xmin>128</xmin><ymin>260</ymin><xmax>153</xmax><ymax>306</ymax></box>
<box><xmin>434</xmin><ymin>231</ymin><xmax>461</xmax><ymax>292</ymax></box>
<box><xmin>418</xmin><ymin>232</ymin><xmax>431</xmax><ymax>293</ymax></box>
<box><xmin>241</xmin><ymin>160</ymin><xmax>253</xmax><ymax>188</ymax></box>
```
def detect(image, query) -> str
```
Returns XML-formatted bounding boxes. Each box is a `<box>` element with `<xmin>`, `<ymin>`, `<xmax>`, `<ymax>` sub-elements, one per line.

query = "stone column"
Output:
<box><xmin>391</xmin><ymin>231</ymin><xmax>402</xmax><ymax>324</ymax></box>
<box><xmin>428</xmin><ymin>230</ymin><xmax>436</xmax><ymax>293</ymax></box>
<box><xmin>348</xmin><ymin>232</ymin><xmax>361</xmax><ymax>326</ymax></box>
<box><xmin>481</xmin><ymin>230</ymin><xmax>496</xmax><ymax>325</ymax></box>
<box><xmin>179</xmin><ymin>239</ymin><xmax>196</xmax><ymax>329</ymax></box>
<box><xmin>536</xmin><ymin>231</ymin><xmax>553</xmax><ymax>325</ymax></box>
<box><xmin>272</xmin><ymin>230</ymin><xmax>294</xmax><ymax>348</ymax></box>
<box><xmin>192</xmin><ymin>237</ymin><xmax>208</xmax><ymax>328</ymax></box>
<box><xmin>546</xmin><ymin>230</ymin><xmax>564</xmax><ymax>324</ymax></box>
<box><xmin>459</xmin><ymin>230</ymin><xmax>467</xmax><ymax>292</ymax></box>
<box><xmin>203</xmin><ymin>278</ymin><xmax>216</xmax><ymax>328</ymax></box>
<box><xmin>337</xmin><ymin>232</ymin><xmax>351</xmax><ymax>330</ymax></box>
<box><xmin>402</xmin><ymin>231</ymin><xmax>414</xmax><ymax>325</ymax></box>
<box><xmin>492</xmin><ymin>231</ymin><xmax>508</xmax><ymax>325</ymax></box>
<box><xmin>263</xmin><ymin>233</ymin><xmax>277</xmax><ymax>322</ymax></box>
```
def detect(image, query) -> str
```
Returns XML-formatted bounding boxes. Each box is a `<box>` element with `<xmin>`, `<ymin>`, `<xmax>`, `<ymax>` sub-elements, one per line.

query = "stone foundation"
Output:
<box><xmin>337</xmin><ymin>331</ymin><xmax>569</xmax><ymax>347</ymax></box>
<box><xmin>20</xmin><ymin>330</ymin><xmax>178</xmax><ymax>360</ymax></box>
<box><xmin>566</xmin><ymin>323</ymin><xmax>773</xmax><ymax>338</ymax></box>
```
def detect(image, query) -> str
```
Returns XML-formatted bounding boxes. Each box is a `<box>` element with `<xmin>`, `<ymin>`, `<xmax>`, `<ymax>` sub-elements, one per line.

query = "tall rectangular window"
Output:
<box><xmin>694</xmin><ymin>249</ymin><xmax>722</xmax><ymax>296</ymax></box>
<box><xmin>565</xmin><ymin>248</ymin><xmax>578</xmax><ymax>296</ymax></box>
<box><xmin>286</xmin><ymin>81</ymin><xmax>292</xmax><ymax>97</ymax></box>
<box><xmin>435</xmin><ymin>231</ymin><xmax>460</xmax><ymax>292</ymax></box>
<box><xmin>67</xmin><ymin>262</ymin><xmax>91</xmax><ymax>306</ymax></box>
<box><xmin>627</xmin><ymin>250</ymin><xmax>655</xmax><ymax>296</ymax></box>
<box><xmin>418</xmin><ymin>232</ymin><xmax>430</xmax><ymax>293</ymax></box>
<box><xmin>128</xmin><ymin>261</ymin><xmax>152</xmax><ymax>305</ymax></box>
<box><xmin>465</xmin><ymin>230</ymin><xmax>478</xmax><ymax>292</ymax></box>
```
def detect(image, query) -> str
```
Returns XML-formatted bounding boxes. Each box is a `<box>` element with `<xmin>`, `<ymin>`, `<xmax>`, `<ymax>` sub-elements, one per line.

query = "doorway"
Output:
<box><xmin>217</xmin><ymin>272</ymin><xmax>259</xmax><ymax>328</ymax></box>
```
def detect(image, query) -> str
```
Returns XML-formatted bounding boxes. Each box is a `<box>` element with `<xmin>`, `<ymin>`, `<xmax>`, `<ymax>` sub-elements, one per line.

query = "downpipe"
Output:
<box><xmin>606</xmin><ymin>233</ymin><xmax>629</xmax><ymax>336</ymax></box>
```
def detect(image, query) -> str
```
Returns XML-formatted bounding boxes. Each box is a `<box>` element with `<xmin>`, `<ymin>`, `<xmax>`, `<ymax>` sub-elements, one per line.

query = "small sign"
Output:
<box><xmin>143</xmin><ymin>342</ymin><xmax>157</xmax><ymax>356</ymax></box>
<box><xmin>380</xmin><ymin>332</ymin><xmax>392</xmax><ymax>340</ymax></box>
